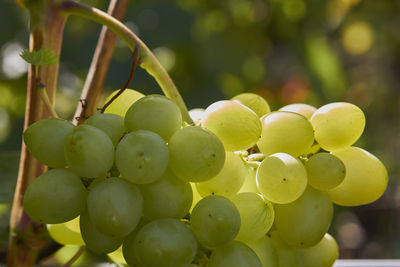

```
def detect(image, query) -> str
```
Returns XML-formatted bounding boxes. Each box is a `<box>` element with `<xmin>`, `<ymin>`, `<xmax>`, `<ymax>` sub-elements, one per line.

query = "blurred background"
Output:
<box><xmin>0</xmin><ymin>0</ymin><xmax>399</xmax><ymax>264</ymax></box>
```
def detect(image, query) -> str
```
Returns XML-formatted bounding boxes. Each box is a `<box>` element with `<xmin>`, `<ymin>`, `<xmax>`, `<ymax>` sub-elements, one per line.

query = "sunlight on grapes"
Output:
<box><xmin>342</xmin><ymin>21</ymin><xmax>374</xmax><ymax>55</ymax></box>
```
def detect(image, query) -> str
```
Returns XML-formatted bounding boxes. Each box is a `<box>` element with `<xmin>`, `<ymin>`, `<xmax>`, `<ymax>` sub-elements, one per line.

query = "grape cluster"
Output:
<box><xmin>23</xmin><ymin>89</ymin><xmax>388</xmax><ymax>267</ymax></box>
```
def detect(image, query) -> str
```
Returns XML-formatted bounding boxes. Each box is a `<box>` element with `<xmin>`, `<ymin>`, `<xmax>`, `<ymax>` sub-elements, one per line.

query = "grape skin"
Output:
<box><xmin>202</xmin><ymin>100</ymin><xmax>262</xmax><ymax>152</ymax></box>
<box><xmin>190</xmin><ymin>195</ymin><xmax>241</xmax><ymax>249</ymax></box>
<box><xmin>23</xmin><ymin>118</ymin><xmax>74</xmax><ymax>168</ymax></box>
<box><xmin>116</xmin><ymin>130</ymin><xmax>169</xmax><ymax>184</ymax></box>
<box><xmin>64</xmin><ymin>124</ymin><xmax>115</xmax><ymax>178</ymax></box>
<box><xmin>23</xmin><ymin>168</ymin><xmax>87</xmax><ymax>224</ymax></box>
<box><xmin>168</xmin><ymin>126</ymin><xmax>225</xmax><ymax>182</ymax></box>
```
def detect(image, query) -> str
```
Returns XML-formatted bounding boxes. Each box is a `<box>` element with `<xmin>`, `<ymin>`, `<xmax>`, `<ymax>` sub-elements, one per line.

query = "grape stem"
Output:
<box><xmin>62</xmin><ymin>245</ymin><xmax>85</xmax><ymax>267</ymax></box>
<box><xmin>37</xmin><ymin>83</ymin><xmax>59</xmax><ymax>118</ymax></box>
<box><xmin>73</xmin><ymin>0</ymin><xmax>129</xmax><ymax>125</ymax></box>
<box><xmin>59</xmin><ymin>0</ymin><xmax>194</xmax><ymax>124</ymax></box>
<box><xmin>100</xmin><ymin>45</ymin><xmax>141</xmax><ymax>113</ymax></box>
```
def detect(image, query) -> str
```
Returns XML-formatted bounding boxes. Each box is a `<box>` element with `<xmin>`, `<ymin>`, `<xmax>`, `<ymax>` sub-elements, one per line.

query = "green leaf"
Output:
<box><xmin>20</xmin><ymin>47</ymin><xmax>59</xmax><ymax>67</ymax></box>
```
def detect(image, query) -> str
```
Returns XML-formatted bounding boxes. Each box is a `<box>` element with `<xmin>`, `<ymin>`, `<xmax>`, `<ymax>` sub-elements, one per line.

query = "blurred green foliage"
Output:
<box><xmin>0</xmin><ymin>0</ymin><xmax>399</xmax><ymax>264</ymax></box>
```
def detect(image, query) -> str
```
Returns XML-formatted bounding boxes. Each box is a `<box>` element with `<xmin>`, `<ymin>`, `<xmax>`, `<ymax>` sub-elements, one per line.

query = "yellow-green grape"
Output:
<box><xmin>83</xmin><ymin>113</ymin><xmax>125</xmax><ymax>146</ymax></box>
<box><xmin>87</xmin><ymin>177</ymin><xmax>143</xmax><ymax>237</ymax></box>
<box><xmin>232</xmin><ymin>192</ymin><xmax>274</xmax><ymax>243</ymax></box>
<box><xmin>196</xmin><ymin>152</ymin><xmax>247</xmax><ymax>198</ymax></box>
<box><xmin>64</xmin><ymin>216</ymin><xmax>80</xmax><ymax>233</ymax></box>
<box><xmin>202</xmin><ymin>100</ymin><xmax>262</xmax><ymax>152</ymax></box>
<box><xmin>64</xmin><ymin>125</ymin><xmax>114</xmax><ymax>178</ymax></box>
<box><xmin>80</xmin><ymin>209</ymin><xmax>124</xmax><ymax>254</ymax></box>
<box><xmin>122</xmin><ymin>217</ymin><xmax>150</xmax><ymax>267</ymax></box>
<box><xmin>307</xmin><ymin>142</ymin><xmax>321</xmax><ymax>155</ymax></box>
<box><xmin>125</xmin><ymin>95</ymin><xmax>182</xmax><ymax>141</ymax></box>
<box><xmin>305</xmin><ymin>153</ymin><xmax>346</xmax><ymax>190</ymax></box>
<box><xmin>303</xmin><ymin>233</ymin><xmax>339</xmax><ymax>267</ymax></box>
<box><xmin>104</xmin><ymin>88</ymin><xmax>144</xmax><ymax>117</ymax></box>
<box><xmin>328</xmin><ymin>147</ymin><xmax>388</xmax><ymax>206</ymax></box>
<box><xmin>133</xmin><ymin>218</ymin><xmax>198</xmax><ymax>267</ymax></box>
<box><xmin>257</xmin><ymin>111</ymin><xmax>314</xmax><ymax>157</ymax></box>
<box><xmin>246</xmin><ymin>236</ymin><xmax>279</xmax><ymax>267</ymax></box>
<box><xmin>190</xmin><ymin>195</ymin><xmax>241</xmax><ymax>249</ymax></box>
<box><xmin>189</xmin><ymin>108</ymin><xmax>205</xmax><ymax>125</ymax></box>
<box><xmin>108</xmin><ymin>246</ymin><xmax>127</xmax><ymax>265</ymax></box>
<box><xmin>23</xmin><ymin>169</ymin><xmax>87</xmax><ymax>224</ymax></box>
<box><xmin>47</xmin><ymin>223</ymin><xmax>84</xmax><ymax>245</ymax></box>
<box><xmin>256</xmin><ymin>153</ymin><xmax>307</xmax><ymax>204</ymax></box>
<box><xmin>238</xmin><ymin>163</ymin><xmax>260</xmax><ymax>194</ymax></box>
<box><xmin>208</xmin><ymin>241</ymin><xmax>262</xmax><ymax>267</ymax></box>
<box><xmin>279</xmin><ymin>103</ymin><xmax>317</xmax><ymax>120</ymax></box>
<box><xmin>23</xmin><ymin>118</ymin><xmax>74</xmax><ymax>168</ymax></box>
<box><xmin>139</xmin><ymin>169</ymin><xmax>192</xmax><ymax>220</ymax></box>
<box><xmin>231</xmin><ymin>93</ymin><xmax>271</xmax><ymax>117</ymax></box>
<box><xmin>190</xmin><ymin>182</ymin><xmax>202</xmax><ymax>211</ymax></box>
<box><xmin>270</xmin><ymin>231</ymin><xmax>305</xmax><ymax>267</ymax></box>
<box><xmin>274</xmin><ymin>186</ymin><xmax>333</xmax><ymax>248</ymax></box>
<box><xmin>310</xmin><ymin>102</ymin><xmax>365</xmax><ymax>151</ymax></box>
<box><xmin>169</xmin><ymin>126</ymin><xmax>225</xmax><ymax>182</ymax></box>
<box><xmin>116</xmin><ymin>130</ymin><xmax>169</xmax><ymax>184</ymax></box>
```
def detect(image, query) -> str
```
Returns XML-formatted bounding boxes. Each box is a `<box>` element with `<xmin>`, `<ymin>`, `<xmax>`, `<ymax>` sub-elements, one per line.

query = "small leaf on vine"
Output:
<box><xmin>20</xmin><ymin>47</ymin><xmax>59</xmax><ymax>67</ymax></box>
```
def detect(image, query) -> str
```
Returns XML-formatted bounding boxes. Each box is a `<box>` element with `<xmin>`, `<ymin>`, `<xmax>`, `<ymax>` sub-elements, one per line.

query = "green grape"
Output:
<box><xmin>196</xmin><ymin>152</ymin><xmax>247</xmax><ymax>198</ymax></box>
<box><xmin>238</xmin><ymin>163</ymin><xmax>260</xmax><ymax>194</ymax></box>
<box><xmin>108</xmin><ymin>246</ymin><xmax>127</xmax><ymax>265</ymax></box>
<box><xmin>202</xmin><ymin>100</ymin><xmax>262</xmax><ymax>151</ymax></box>
<box><xmin>125</xmin><ymin>95</ymin><xmax>182</xmax><ymax>141</ymax></box>
<box><xmin>169</xmin><ymin>126</ymin><xmax>225</xmax><ymax>182</ymax></box>
<box><xmin>23</xmin><ymin>169</ymin><xmax>87</xmax><ymax>224</ymax></box>
<box><xmin>279</xmin><ymin>103</ymin><xmax>317</xmax><ymax>120</ymax></box>
<box><xmin>305</xmin><ymin>152</ymin><xmax>346</xmax><ymax>190</ymax></box>
<box><xmin>64</xmin><ymin>124</ymin><xmax>114</xmax><ymax>178</ymax></box>
<box><xmin>139</xmin><ymin>169</ymin><xmax>192</xmax><ymax>220</ymax></box>
<box><xmin>190</xmin><ymin>182</ymin><xmax>202</xmax><ymax>212</ymax></box>
<box><xmin>104</xmin><ymin>88</ymin><xmax>144</xmax><ymax>117</ymax></box>
<box><xmin>84</xmin><ymin>113</ymin><xmax>125</xmax><ymax>146</ymax></box>
<box><xmin>122</xmin><ymin>217</ymin><xmax>150</xmax><ymax>267</ymax></box>
<box><xmin>47</xmin><ymin>222</ymin><xmax>84</xmax><ymax>245</ymax></box>
<box><xmin>232</xmin><ymin>192</ymin><xmax>274</xmax><ymax>243</ymax></box>
<box><xmin>231</xmin><ymin>93</ymin><xmax>271</xmax><ymax>117</ymax></box>
<box><xmin>133</xmin><ymin>218</ymin><xmax>197</xmax><ymax>267</ymax></box>
<box><xmin>246</xmin><ymin>236</ymin><xmax>279</xmax><ymax>267</ymax></box>
<box><xmin>87</xmin><ymin>177</ymin><xmax>143</xmax><ymax>237</ymax></box>
<box><xmin>64</xmin><ymin>216</ymin><xmax>80</xmax><ymax>233</ymax></box>
<box><xmin>328</xmin><ymin>146</ymin><xmax>388</xmax><ymax>206</ymax></box>
<box><xmin>116</xmin><ymin>130</ymin><xmax>169</xmax><ymax>184</ymax></box>
<box><xmin>270</xmin><ymin>231</ymin><xmax>305</xmax><ymax>267</ymax></box>
<box><xmin>80</xmin><ymin>209</ymin><xmax>124</xmax><ymax>254</ymax></box>
<box><xmin>257</xmin><ymin>111</ymin><xmax>314</xmax><ymax>157</ymax></box>
<box><xmin>23</xmin><ymin>118</ymin><xmax>74</xmax><ymax>168</ymax></box>
<box><xmin>303</xmin><ymin>233</ymin><xmax>339</xmax><ymax>267</ymax></box>
<box><xmin>310</xmin><ymin>102</ymin><xmax>365</xmax><ymax>151</ymax></box>
<box><xmin>274</xmin><ymin>186</ymin><xmax>333</xmax><ymax>248</ymax></box>
<box><xmin>208</xmin><ymin>241</ymin><xmax>262</xmax><ymax>267</ymax></box>
<box><xmin>256</xmin><ymin>153</ymin><xmax>307</xmax><ymax>204</ymax></box>
<box><xmin>190</xmin><ymin>195</ymin><xmax>241</xmax><ymax>249</ymax></box>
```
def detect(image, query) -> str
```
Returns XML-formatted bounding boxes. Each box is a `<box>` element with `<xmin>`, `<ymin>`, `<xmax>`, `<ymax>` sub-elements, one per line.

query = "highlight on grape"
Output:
<box><xmin>22</xmin><ymin>91</ymin><xmax>388</xmax><ymax>266</ymax></box>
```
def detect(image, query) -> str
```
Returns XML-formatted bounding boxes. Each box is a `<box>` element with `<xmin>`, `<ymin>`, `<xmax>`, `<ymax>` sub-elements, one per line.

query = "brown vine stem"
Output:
<box><xmin>7</xmin><ymin>1</ymin><xmax>67</xmax><ymax>266</ymax></box>
<box><xmin>73</xmin><ymin>0</ymin><xmax>129</xmax><ymax>125</ymax></box>
<box><xmin>100</xmin><ymin>45</ymin><xmax>140</xmax><ymax>113</ymax></box>
<box><xmin>59</xmin><ymin>0</ymin><xmax>194</xmax><ymax>124</ymax></box>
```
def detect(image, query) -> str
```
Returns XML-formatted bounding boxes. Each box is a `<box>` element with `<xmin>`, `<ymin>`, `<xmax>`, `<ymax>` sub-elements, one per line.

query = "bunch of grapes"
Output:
<box><xmin>22</xmin><ymin>89</ymin><xmax>388</xmax><ymax>267</ymax></box>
